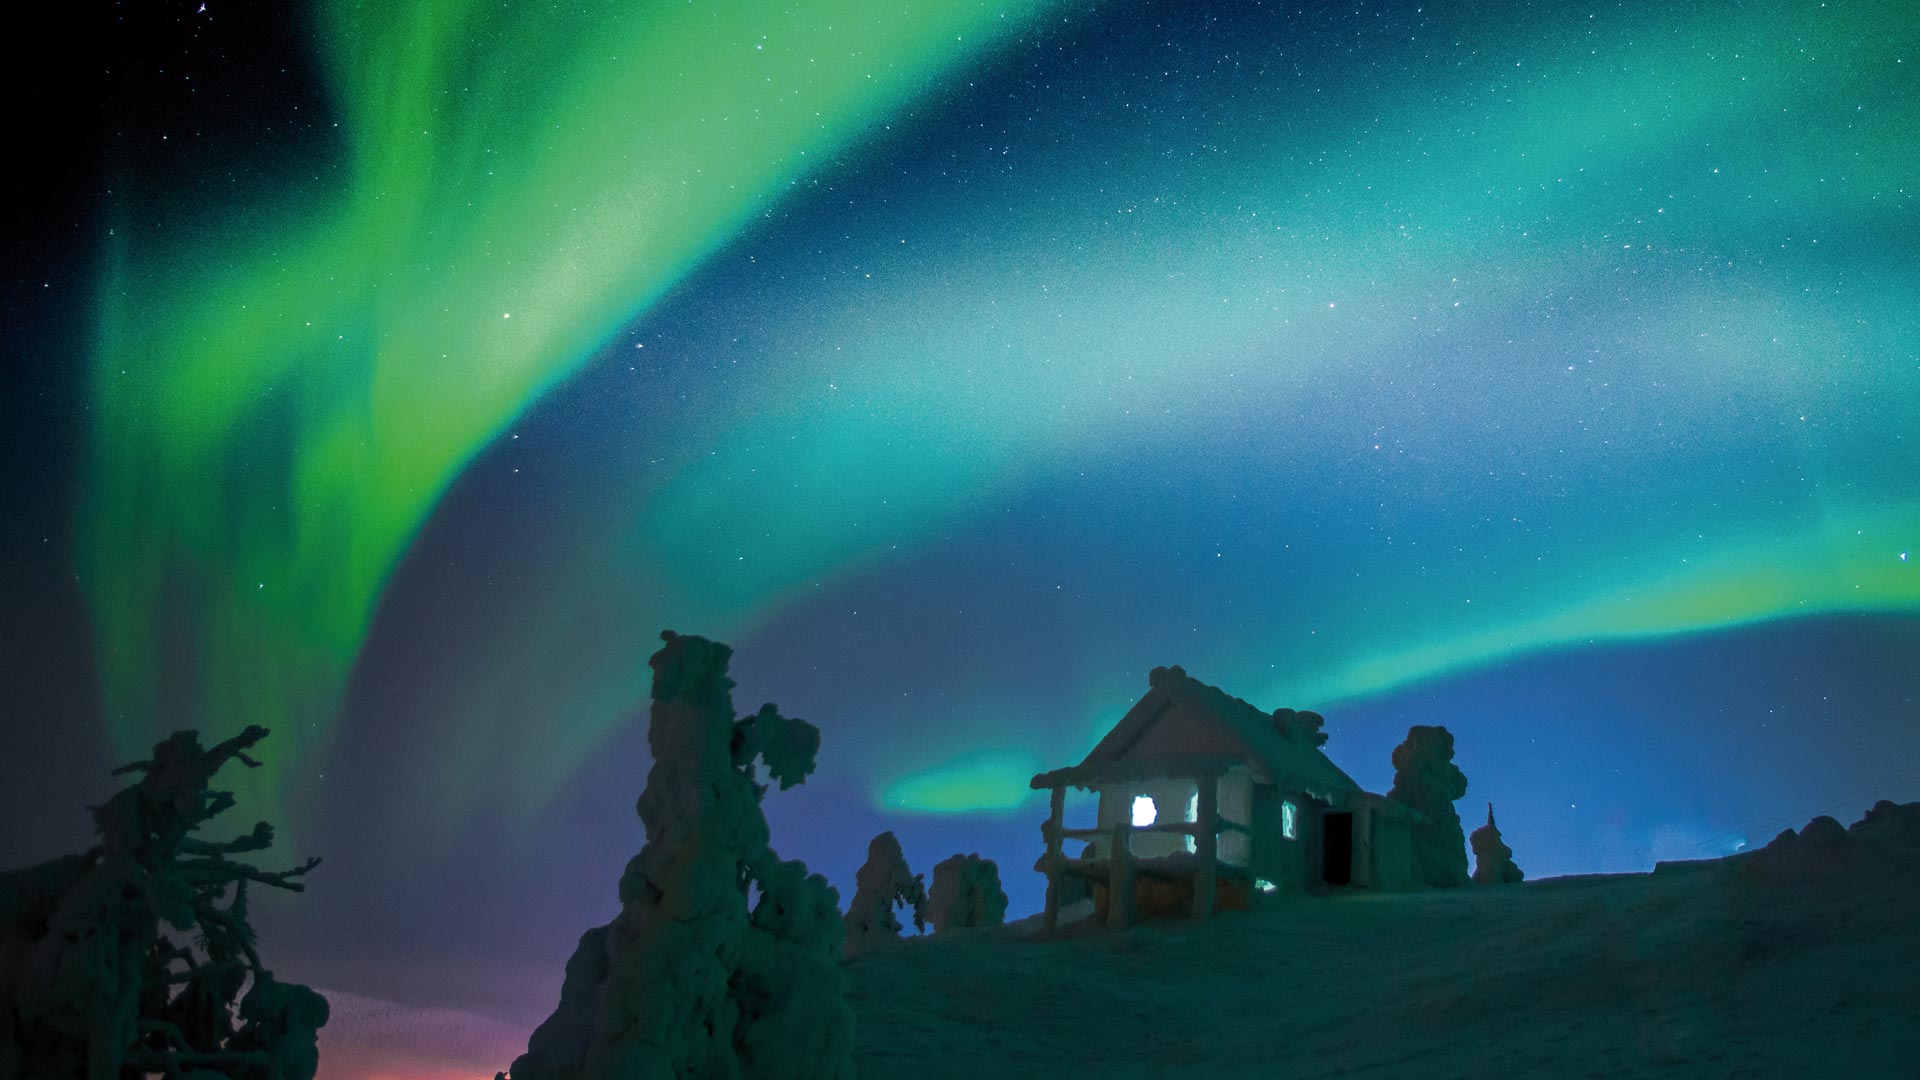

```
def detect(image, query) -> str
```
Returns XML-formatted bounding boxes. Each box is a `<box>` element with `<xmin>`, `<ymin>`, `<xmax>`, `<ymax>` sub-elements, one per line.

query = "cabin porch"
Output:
<box><xmin>1033</xmin><ymin>754</ymin><xmax>1255</xmax><ymax>930</ymax></box>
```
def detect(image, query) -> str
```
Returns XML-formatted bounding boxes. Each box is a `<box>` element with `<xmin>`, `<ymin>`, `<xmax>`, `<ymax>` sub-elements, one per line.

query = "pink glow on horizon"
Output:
<box><xmin>316</xmin><ymin>988</ymin><xmax>527</xmax><ymax>1080</ymax></box>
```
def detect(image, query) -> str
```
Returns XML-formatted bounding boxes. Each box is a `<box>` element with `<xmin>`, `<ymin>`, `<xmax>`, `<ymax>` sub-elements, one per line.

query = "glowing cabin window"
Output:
<box><xmin>1131</xmin><ymin>795</ymin><xmax>1157</xmax><ymax>827</ymax></box>
<box><xmin>1282</xmin><ymin>801</ymin><xmax>1298</xmax><ymax>839</ymax></box>
<box><xmin>1184</xmin><ymin>791</ymin><xmax>1199</xmax><ymax>852</ymax></box>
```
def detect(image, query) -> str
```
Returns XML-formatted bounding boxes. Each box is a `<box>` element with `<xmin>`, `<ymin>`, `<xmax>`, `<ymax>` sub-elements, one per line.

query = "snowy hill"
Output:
<box><xmin>845</xmin><ymin>812</ymin><xmax>1920</xmax><ymax>1078</ymax></box>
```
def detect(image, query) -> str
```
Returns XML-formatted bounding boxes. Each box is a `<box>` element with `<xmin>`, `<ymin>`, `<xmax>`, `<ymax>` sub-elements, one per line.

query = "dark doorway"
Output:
<box><xmin>1322</xmin><ymin>812</ymin><xmax>1354</xmax><ymax>886</ymax></box>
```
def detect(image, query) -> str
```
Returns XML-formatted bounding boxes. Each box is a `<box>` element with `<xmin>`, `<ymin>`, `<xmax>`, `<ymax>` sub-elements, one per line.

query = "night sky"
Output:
<box><xmin>5</xmin><ymin>0</ymin><xmax>1918</xmax><ymax>1037</ymax></box>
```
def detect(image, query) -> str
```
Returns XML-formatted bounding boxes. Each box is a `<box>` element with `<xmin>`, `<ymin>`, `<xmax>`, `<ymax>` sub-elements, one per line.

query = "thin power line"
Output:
<box><xmin>1699</xmin><ymin>764</ymin><xmax>1920</xmax><ymax>852</ymax></box>
<box><xmin>1695</xmin><ymin>762</ymin><xmax>1920</xmax><ymax>854</ymax></box>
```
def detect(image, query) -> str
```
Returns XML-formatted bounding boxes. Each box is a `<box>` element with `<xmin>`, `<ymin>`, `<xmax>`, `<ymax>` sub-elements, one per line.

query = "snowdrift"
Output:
<box><xmin>845</xmin><ymin>803</ymin><xmax>1920</xmax><ymax>1078</ymax></box>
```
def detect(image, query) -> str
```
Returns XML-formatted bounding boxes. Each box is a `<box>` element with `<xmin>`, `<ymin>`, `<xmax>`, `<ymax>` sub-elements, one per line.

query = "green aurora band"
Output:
<box><xmin>85</xmin><ymin>0</ymin><xmax>1058</xmax><ymax>806</ymax></box>
<box><xmin>84</xmin><ymin>0</ymin><xmax>1919</xmax><ymax>820</ymax></box>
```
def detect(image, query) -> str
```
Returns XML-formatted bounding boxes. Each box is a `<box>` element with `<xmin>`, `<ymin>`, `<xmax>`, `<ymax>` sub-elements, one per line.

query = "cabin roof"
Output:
<box><xmin>1031</xmin><ymin>665</ymin><xmax>1364</xmax><ymax>802</ymax></box>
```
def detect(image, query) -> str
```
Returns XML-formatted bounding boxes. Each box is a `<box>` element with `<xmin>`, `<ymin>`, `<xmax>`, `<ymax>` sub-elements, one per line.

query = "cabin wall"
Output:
<box><xmin>1251</xmin><ymin>786</ymin><xmax>1316</xmax><ymax>890</ymax></box>
<box><xmin>1086</xmin><ymin>771</ymin><xmax>1255</xmax><ymax>865</ymax></box>
<box><xmin>1074</xmin><ymin>764</ymin><xmax>1401</xmax><ymax>897</ymax></box>
<box><xmin>1367</xmin><ymin>813</ymin><xmax>1417</xmax><ymax>890</ymax></box>
<box><xmin>1082</xmin><ymin>770</ymin><xmax>1416</xmax><ymax>893</ymax></box>
<box><xmin>1218</xmin><ymin>768</ymin><xmax>1253</xmax><ymax>865</ymax></box>
<box><xmin>1303</xmin><ymin>799</ymin><xmax>1327</xmax><ymax>888</ymax></box>
<box><xmin>1097</xmin><ymin>778</ymin><xmax>1199</xmax><ymax>859</ymax></box>
<box><xmin>1261</xmin><ymin>796</ymin><xmax>1417</xmax><ymax>892</ymax></box>
<box><xmin>1351</xmin><ymin>803</ymin><xmax>1376</xmax><ymax>888</ymax></box>
<box><xmin>1250</xmin><ymin>787</ymin><xmax>1284</xmax><ymax>886</ymax></box>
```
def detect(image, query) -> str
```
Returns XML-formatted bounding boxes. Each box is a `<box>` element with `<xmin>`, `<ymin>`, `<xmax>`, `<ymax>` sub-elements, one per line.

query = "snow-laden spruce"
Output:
<box><xmin>842</xmin><ymin>832</ymin><xmax>926</xmax><ymax>959</ymax></box>
<box><xmin>0</xmin><ymin>727</ymin><xmax>326</xmax><ymax>1079</ymax></box>
<box><xmin>1388</xmin><ymin>724</ymin><xmax>1471</xmax><ymax>888</ymax></box>
<box><xmin>926</xmin><ymin>854</ymin><xmax>1008</xmax><ymax>933</ymax></box>
<box><xmin>504</xmin><ymin>631</ymin><xmax>852</xmax><ymax>1080</ymax></box>
<box><xmin>1469</xmin><ymin>803</ymin><xmax>1525</xmax><ymax>885</ymax></box>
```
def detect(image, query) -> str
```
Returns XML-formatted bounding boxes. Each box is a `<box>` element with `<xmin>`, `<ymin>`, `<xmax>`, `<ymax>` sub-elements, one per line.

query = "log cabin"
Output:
<box><xmin>1031</xmin><ymin>664</ymin><xmax>1424</xmax><ymax>930</ymax></box>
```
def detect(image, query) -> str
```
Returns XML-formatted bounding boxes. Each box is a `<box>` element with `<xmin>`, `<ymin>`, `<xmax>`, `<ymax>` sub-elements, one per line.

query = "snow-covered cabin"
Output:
<box><xmin>1031</xmin><ymin>664</ymin><xmax>1422</xmax><ymax>929</ymax></box>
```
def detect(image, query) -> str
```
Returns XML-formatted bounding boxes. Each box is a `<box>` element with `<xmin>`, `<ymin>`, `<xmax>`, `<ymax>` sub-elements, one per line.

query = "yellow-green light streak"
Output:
<box><xmin>84</xmin><ymin>1</ymin><xmax>1055</xmax><ymax>806</ymax></box>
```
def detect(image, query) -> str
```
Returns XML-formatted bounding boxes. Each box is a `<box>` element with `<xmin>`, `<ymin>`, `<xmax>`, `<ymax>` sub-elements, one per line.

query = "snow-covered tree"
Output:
<box><xmin>0</xmin><ymin>726</ymin><xmax>326</xmax><ymax>1079</ymax></box>
<box><xmin>1469</xmin><ymin>804</ymin><xmax>1524</xmax><ymax>885</ymax></box>
<box><xmin>842</xmin><ymin>832</ymin><xmax>926</xmax><ymax>959</ymax></box>
<box><xmin>925</xmin><ymin>854</ymin><xmax>1008</xmax><ymax>934</ymax></box>
<box><xmin>1388</xmin><ymin>724</ymin><xmax>1470</xmax><ymax>888</ymax></box>
<box><xmin>506</xmin><ymin>631</ymin><xmax>853</xmax><ymax>1080</ymax></box>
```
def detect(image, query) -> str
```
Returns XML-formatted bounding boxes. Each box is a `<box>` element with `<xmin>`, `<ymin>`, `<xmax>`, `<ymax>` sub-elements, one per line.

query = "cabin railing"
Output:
<box><xmin>1055</xmin><ymin>820</ymin><xmax>1248</xmax><ymax>841</ymax></box>
<box><xmin>1039</xmin><ymin>780</ymin><xmax>1237</xmax><ymax>931</ymax></box>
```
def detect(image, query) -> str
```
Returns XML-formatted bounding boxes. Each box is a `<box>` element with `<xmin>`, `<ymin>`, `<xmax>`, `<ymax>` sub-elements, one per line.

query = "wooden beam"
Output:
<box><xmin>1060</xmin><ymin>819</ymin><xmax>1248</xmax><ymax>840</ymax></box>
<box><xmin>1029</xmin><ymin>768</ymin><xmax>1076</xmax><ymax>790</ymax></box>
<box><xmin>1192</xmin><ymin>777</ymin><xmax>1219</xmax><ymax>918</ymax></box>
<box><xmin>1031</xmin><ymin>754</ymin><xmax>1247</xmax><ymax>790</ymax></box>
<box><xmin>1042</xmin><ymin>783</ymin><xmax>1066</xmax><ymax>931</ymax></box>
<box><xmin>1107</xmin><ymin>822</ymin><xmax>1135</xmax><ymax>931</ymax></box>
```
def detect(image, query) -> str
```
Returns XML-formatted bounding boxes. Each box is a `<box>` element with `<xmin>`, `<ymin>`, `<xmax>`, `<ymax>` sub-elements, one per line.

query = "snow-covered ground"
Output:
<box><xmin>314</xmin><ymin>812</ymin><xmax>1917</xmax><ymax>1078</ymax></box>
<box><xmin>846</xmin><ymin>845</ymin><xmax>1919</xmax><ymax>1077</ymax></box>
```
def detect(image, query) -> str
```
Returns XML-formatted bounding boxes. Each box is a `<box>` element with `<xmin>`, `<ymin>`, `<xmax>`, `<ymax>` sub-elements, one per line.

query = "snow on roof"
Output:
<box><xmin>1047</xmin><ymin>665</ymin><xmax>1365</xmax><ymax>802</ymax></box>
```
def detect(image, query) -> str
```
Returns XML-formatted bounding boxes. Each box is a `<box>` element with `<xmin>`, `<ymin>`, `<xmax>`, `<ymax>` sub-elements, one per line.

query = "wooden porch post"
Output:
<box><xmin>1107</xmin><ymin>820</ymin><xmax>1135</xmax><ymax>930</ymax></box>
<box><xmin>1192</xmin><ymin>775</ymin><xmax>1219</xmax><ymax>918</ymax></box>
<box><xmin>1042</xmin><ymin>783</ymin><xmax>1066</xmax><ymax>931</ymax></box>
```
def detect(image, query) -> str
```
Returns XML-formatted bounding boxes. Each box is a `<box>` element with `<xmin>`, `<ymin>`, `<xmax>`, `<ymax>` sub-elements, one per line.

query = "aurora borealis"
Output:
<box><xmin>81</xmin><ymin>0</ymin><xmax>1059</xmax><ymax>813</ymax></box>
<box><xmin>5</xmin><ymin>0</ymin><xmax>1918</xmax><ymax>1055</ymax></box>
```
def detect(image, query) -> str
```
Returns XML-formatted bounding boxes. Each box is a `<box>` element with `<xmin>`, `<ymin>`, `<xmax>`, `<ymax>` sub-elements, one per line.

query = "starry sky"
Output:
<box><xmin>4</xmin><ymin>0</ymin><xmax>1918</xmax><ymax>1045</ymax></box>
